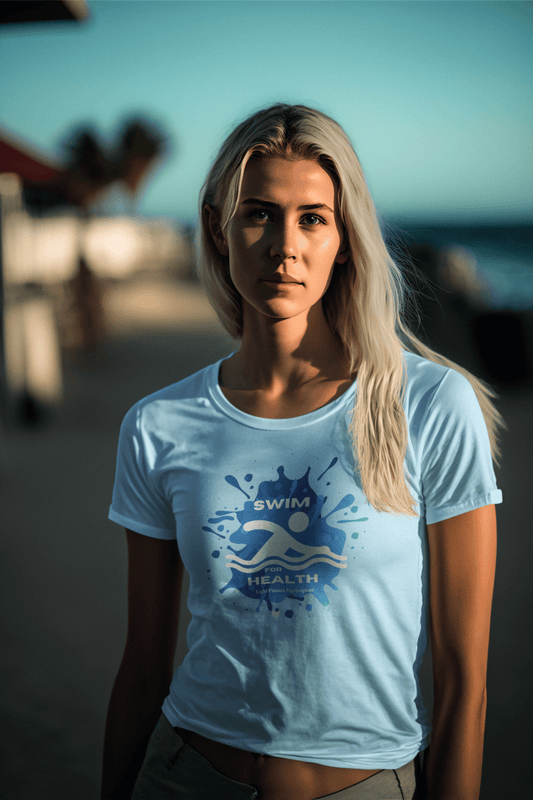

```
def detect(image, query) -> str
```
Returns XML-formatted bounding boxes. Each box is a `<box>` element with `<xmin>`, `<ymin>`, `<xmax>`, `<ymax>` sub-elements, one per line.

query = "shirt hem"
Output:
<box><xmin>162</xmin><ymin>701</ymin><xmax>429</xmax><ymax>770</ymax></box>
<box><xmin>426</xmin><ymin>489</ymin><xmax>502</xmax><ymax>525</ymax></box>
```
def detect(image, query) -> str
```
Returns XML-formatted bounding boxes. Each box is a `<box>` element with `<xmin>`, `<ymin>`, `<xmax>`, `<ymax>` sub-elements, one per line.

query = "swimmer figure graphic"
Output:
<box><xmin>226</xmin><ymin>516</ymin><xmax>348</xmax><ymax>573</ymax></box>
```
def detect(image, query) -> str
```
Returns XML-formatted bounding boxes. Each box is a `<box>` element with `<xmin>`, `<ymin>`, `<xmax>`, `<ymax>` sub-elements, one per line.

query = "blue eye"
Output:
<box><xmin>249</xmin><ymin>210</ymin><xmax>324</xmax><ymax>225</ymax></box>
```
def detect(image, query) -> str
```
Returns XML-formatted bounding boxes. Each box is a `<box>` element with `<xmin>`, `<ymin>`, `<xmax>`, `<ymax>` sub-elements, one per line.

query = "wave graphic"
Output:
<box><xmin>226</xmin><ymin>556</ymin><xmax>347</xmax><ymax>573</ymax></box>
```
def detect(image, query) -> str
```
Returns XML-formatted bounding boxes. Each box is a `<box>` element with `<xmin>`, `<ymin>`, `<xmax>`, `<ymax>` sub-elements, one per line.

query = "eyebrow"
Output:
<box><xmin>240</xmin><ymin>198</ymin><xmax>334</xmax><ymax>214</ymax></box>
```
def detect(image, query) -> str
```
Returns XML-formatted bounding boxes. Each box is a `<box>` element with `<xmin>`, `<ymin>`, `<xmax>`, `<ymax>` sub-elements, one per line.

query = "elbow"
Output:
<box><xmin>433</xmin><ymin>671</ymin><xmax>488</xmax><ymax>719</ymax></box>
<box><xmin>117</xmin><ymin>643</ymin><xmax>174</xmax><ymax>698</ymax></box>
<box><xmin>432</xmin><ymin>649</ymin><xmax>489</xmax><ymax>700</ymax></box>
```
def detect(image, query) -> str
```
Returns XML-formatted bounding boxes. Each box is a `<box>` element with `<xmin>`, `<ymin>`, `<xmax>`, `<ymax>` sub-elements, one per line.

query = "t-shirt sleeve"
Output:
<box><xmin>108</xmin><ymin>403</ymin><xmax>176</xmax><ymax>539</ymax></box>
<box><xmin>418</xmin><ymin>368</ymin><xmax>502</xmax><ymax>524</ymax></box>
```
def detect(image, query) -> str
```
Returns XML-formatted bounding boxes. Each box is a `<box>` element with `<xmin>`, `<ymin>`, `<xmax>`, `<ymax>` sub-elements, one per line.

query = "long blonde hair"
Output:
<box><xmin>196</xmin><ymin>103</ymin><xmax>504</xmax><ymax>515</ymax></box>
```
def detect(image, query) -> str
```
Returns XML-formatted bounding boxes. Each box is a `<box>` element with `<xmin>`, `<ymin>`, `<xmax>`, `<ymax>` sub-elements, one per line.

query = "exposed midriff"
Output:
<box><xmin>175</xmin><ymin>726</ymin><xmax>382</xmax><ymax>800</ymax></box>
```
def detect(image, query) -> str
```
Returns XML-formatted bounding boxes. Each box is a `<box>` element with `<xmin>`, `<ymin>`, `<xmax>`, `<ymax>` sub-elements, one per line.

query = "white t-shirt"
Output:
<box><xmin>109</xmin><ymin>351</ymin><xmax>502</xmax><ymax>769</ymax></box>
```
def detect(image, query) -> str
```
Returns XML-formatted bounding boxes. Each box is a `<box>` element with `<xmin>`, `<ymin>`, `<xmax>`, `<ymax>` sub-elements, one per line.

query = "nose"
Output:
<box><xmin>269</xmin><ymin>220</ymin><xmax>298</xmax><ymax>262</ymax></box>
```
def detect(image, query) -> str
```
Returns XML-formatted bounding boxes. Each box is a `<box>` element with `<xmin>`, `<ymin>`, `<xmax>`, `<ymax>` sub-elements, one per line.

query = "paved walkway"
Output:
<box><xmin>1</xmin><ymin>274</ymin><xmax>531</xmax><ymax>799</ymax></box>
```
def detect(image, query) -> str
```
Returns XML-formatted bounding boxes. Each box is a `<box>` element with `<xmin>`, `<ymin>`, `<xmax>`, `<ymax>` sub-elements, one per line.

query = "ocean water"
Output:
<box><xmin>386</xmin><ymin>223</ymin><xmax>533</xmax><ymax>311</ymax></box>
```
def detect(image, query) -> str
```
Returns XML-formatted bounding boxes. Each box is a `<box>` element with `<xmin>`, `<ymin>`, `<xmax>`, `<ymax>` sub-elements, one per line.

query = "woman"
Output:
<box><xmin>102</xmin><ymin>103</ymin><xmax>502</xmax><ymax>800</ymax></box>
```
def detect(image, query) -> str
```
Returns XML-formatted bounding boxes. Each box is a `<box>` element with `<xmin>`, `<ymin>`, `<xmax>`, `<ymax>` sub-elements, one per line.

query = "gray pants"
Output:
<box><xmin>132</xmin><ymin>713</ymin><xmax>421</xmax><ymax>799</ymax></box>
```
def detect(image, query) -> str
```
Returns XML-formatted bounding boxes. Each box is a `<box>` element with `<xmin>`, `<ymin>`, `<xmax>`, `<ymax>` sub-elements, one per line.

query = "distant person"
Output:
<box><xmin>102</xmin><ymin>104</ymin><xmax>503</xmax><ymax>800</ymax></box>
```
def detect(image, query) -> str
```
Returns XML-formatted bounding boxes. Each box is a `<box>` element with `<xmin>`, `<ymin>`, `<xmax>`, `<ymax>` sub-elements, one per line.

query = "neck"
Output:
<box><xmin>228</xmin><ymin>301</ymin><xmax>352</xmax><ymax>393</ymax></box>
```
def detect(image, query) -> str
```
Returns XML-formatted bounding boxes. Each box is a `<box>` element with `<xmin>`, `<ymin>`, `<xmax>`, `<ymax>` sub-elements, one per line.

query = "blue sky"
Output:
<box><xmin>1</xmin><ymin>1</ymin><xmax>532</xmax><ymax>224</ymax></box>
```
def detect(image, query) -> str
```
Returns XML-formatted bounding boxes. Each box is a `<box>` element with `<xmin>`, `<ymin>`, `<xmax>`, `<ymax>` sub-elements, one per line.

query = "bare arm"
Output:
<box><xmin>424</xmin><ymin>505</ymin><xmax>497</xmax><ymax>800</ymax></box>
<box><xmin>101</xmin><ymin>529</ymin><xmax>184</xmax><ymax>800</ymax></box>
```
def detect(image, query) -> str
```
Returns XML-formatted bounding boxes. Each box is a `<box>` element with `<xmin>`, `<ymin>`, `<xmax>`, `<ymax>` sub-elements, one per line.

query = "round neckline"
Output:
<box><xmin>208</xmin><ymin>353</ymin><xmax>357</xmax><ymax>430</ymax></box>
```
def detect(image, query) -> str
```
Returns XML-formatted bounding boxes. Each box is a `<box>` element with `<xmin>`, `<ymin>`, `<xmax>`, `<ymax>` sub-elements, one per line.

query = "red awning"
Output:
<box><xmin>0</xmin><ymin>133</ymin><xmax>60</xmax><ymax>183</ymax></box>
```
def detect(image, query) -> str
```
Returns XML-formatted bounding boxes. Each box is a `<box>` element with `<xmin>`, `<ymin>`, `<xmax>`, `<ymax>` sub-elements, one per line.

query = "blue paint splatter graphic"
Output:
<box><xmin>317</xmin><ymin>457</ymin><xmax>338</xmax><ymax>481</ymax></box>
<box><xmin>225</xmin><ymin>474</ymin><xmax>251</xmax><ymax>498</ymax></box>
<box><xmin>202</xmin><ymin>526</ymin><xmax>226</xmax><ymax>539</ymax></box>
<box><xmin>218</xmin><ymin>465</ymin><xmax>349</xmax><ymax>613</ymax></box>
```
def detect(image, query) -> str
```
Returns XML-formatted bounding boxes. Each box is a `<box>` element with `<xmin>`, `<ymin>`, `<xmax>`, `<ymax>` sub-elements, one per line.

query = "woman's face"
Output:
<box><xmin>207</xmin><ymin>156</ymin><xmax>347</xmax><ymax>326</ymax></box>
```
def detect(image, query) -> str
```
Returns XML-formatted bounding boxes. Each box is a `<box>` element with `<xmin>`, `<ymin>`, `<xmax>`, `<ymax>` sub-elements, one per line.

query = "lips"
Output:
<box><xmin>261</xmin><ymin>273</ymin><xmax>301</xmax><ymax>284</ymax></box>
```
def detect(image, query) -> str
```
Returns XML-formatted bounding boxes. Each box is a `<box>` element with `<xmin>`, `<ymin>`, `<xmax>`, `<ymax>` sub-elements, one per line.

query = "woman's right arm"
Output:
<box><xmin>101</xmin><ymin>529</ymin><xmax>184</xmax><ymax>800</ymax></box>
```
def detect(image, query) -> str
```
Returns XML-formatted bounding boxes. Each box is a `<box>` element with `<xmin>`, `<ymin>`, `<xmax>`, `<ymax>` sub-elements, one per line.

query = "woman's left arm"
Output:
<box><xmin>424</xmin><ymin>505</ymin><xmax>497</xmax><ymax>800</ymax></box>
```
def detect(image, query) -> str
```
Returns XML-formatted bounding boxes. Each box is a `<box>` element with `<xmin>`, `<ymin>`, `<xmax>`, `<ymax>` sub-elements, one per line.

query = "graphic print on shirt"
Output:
<box><xmin>203</xmin><ymin>460</ymin><xmax>368</xmax><ymax>615</ymax></box>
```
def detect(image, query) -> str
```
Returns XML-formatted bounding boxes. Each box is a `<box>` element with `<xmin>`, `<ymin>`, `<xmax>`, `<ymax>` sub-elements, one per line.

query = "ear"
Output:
<box><xmin>335</xmin><ymin>248</ymin><xmax>349</xmax><ymax>265</ymax></box>
<box><xmin>204</xmin><ymin>204</ymin><xmax>229</xmax><ymax>256</ymax></box>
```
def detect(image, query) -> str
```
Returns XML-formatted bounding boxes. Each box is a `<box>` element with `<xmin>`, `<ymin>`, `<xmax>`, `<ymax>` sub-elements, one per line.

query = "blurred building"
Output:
<box><xmin>0</xmin><ymin>2</ymin><xmax>191</xmax><ymax>427</ymax></box>
<box><xmin>0</xmin><ymin>135</ymin><xmax>188</xmax><ymax>427</ymax></box>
